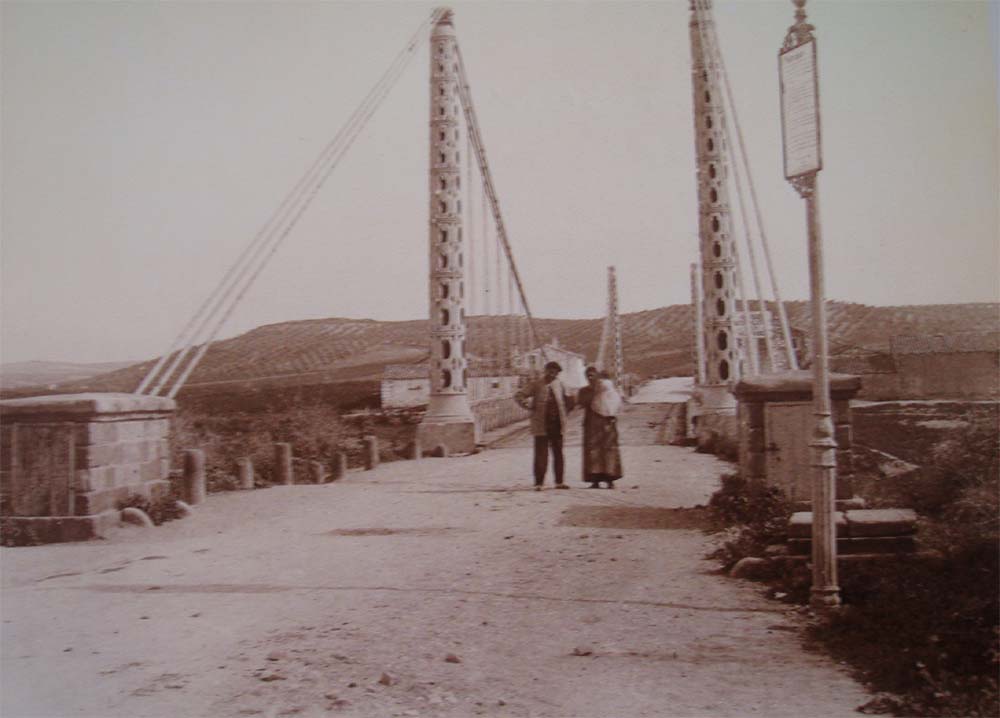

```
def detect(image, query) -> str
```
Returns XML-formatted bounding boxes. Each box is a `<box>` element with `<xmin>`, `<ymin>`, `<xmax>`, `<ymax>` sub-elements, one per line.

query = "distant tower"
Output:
<box><xmin>690</xmin><ymin>0</ymin><xmax>740</xmax><ymax>411</ymax></box>
<box><xmin>417</xmin><ymin>8</ymin><xmax>478</xmax><ymax>454</ymax></box>
<box><xmin>608</xmin><ymin>266</ymin><xmax>624</xmax><ymax>390</ymax></box>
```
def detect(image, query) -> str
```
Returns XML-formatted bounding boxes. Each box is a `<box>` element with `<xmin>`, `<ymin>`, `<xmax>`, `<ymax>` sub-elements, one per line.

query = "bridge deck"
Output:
<box><xmin>1</xmin><ymin>389</ymin><xmax>870</xmax><ymax>717</ymax></box>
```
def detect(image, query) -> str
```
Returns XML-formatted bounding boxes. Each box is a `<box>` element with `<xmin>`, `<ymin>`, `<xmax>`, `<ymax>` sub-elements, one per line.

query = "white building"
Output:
<box><xmin>381</xmin><ymin>364</ymin><xmax>522</xmax><ymax>409</ymax></box>
<box><xmin>514</xmin><ymin>339</ymin><xmax>587</xmax><ymax>391</ymax></box>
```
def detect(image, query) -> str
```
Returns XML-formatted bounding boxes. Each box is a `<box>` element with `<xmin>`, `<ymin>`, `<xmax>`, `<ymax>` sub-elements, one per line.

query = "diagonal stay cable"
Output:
<box><xmin>139</xmin><ymin>13</ymin><xmax>441</xmax><ymax>394</ymax></box>
<box><xmin>146</xmin><ymin>8</ymin><xmax>444</xmax><ymax>396</ymax></box>
<box><xmin>699</xmin><ymin>0</ymin><xmax>798</xmax><ymax>370</ymax></box>
<box><xmin>158</xmin><ymin>9</ymin><xmax>444</xmax><ymax>398</ymax></box>
<box><xmin>453</xmin><ymin>40</ymin><xmax>547</xmax><ymax>362</ymax></box>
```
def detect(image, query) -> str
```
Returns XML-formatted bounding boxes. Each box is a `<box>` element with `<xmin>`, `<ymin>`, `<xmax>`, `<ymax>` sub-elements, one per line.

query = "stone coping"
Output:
<box><xmin>734</xmin><ymin>370</ymin><xmax>861</xmax><ymax>400</ymax></box>
<box><xmin>789</xmin><ymin>508</ymin><xmax>917</xmax><ymax>539</ymax></box>
<box><xmin>0</xmin><ymin>392</ymin><xmax>175</xmax><ymax>418</ymax></box>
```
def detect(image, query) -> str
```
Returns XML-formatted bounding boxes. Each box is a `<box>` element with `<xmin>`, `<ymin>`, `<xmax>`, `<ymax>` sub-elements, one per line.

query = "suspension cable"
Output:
<box><xmin>141</xmin><ymin>9</ymin><xmax>445</xmax><ymax>396</ymax></box>
<box><xmin>159</xmin><ymin>8</ymin><xmax>444</xmax><ymax>398</ymax></box>
<box><xmin>453</xmin><ymin>40</ymin><xmax>546</xmax><ymax>363</ymax></box>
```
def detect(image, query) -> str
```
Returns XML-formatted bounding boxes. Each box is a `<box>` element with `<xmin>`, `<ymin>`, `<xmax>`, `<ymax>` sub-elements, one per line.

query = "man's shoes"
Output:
<box><xmin>554</xmin><ymin>484</ymin><xmax>569</xmax><ymax>490</ymax></box>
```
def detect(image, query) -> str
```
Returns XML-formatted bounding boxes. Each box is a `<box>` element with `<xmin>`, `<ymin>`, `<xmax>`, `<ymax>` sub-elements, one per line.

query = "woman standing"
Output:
<box><xmin>579</xmin><ymin>367</ymin><xmax>624</xmax><ymax>488</ymax></box>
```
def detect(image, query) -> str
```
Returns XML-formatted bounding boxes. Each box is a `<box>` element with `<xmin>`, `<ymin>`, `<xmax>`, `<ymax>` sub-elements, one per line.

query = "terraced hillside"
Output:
<box><xmin>11</xmin><ymin>302</ymin><xmax>997</xmax><ymax>397</ymax></box>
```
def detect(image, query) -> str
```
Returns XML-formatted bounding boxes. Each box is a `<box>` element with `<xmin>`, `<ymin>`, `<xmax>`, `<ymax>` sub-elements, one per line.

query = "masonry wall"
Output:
<box><xmin>895</xmin><ymin>352</ymin><xmax>999</xmax><ymax>399</ymax></box>
<box><xmin>0</xmin><ymin>394</ymin><xmax>175</xmax><ymax>537</ymax></box>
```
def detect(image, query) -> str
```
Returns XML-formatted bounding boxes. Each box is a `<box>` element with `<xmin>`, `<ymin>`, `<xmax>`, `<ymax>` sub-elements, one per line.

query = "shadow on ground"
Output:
<box><xmin>559</xmin><ymin>505</ymin><xmax>713</xmax><ymax>530</ymax></box>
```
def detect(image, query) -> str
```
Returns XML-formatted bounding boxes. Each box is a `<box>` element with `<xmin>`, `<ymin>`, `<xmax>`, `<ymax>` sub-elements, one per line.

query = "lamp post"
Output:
<box><xmin>779</xmin><ymin>0</ymin><xmax>839</xmax><ymax>609</ymax></box>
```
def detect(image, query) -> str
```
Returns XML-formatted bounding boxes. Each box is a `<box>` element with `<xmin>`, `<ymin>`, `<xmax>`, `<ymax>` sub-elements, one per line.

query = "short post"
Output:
<box><xmin>410</xmin><ymin>436</ymin><xmax>422</xmax><ymax>461</ymax></box>
<box><xmin>183</xmin><ymin>448</ymin><xmax>206</xmax><ymax>505</ymax></box>
<box><xmin>274</xmin><ymin>442</ymin><xmax>293</xmax><ymax>485</ymax></box>
<box><xmin>309</xmin><ymin>460</ymin><xmax>326</xmax><ymax>484</ymax></box>
<box><xmin>237</xmin><ymin>457</ymin><xmax>254</xmax><ymax>490</ymax></box>
<box><xmin>332</xmin><ymin>451</ymin><xmax>348</xmax><ymax>481</ymax></box>
<box><xmin>363</xmin><ymin>435</ymin><xmax>379</xmax><ymax>470</ymax></box>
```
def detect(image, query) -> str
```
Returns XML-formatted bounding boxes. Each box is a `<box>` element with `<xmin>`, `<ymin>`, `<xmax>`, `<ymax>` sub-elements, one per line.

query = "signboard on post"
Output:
<box><xmin>779</xmin><ymin>38</ymin><xmax>821</xmax><ymax>179</ymax></box>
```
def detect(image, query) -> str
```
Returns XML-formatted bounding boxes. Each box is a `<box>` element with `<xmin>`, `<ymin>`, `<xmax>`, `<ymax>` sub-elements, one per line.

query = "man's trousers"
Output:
<box><xmin>533</xmin><ymin>432</ymin><xmax>565</xmax><ymax>486</ymax></box>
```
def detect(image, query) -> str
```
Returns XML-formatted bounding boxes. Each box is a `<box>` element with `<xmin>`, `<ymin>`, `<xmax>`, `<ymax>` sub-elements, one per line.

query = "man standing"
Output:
<box><xmin>515</xmin><ymin>361</ymin><xmax>574</xmax><ymax>490</ymax></box>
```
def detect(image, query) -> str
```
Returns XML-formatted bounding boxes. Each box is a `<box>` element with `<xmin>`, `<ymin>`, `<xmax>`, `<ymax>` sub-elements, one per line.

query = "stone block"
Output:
<box><xmin>113</xmin><ymin>464</ymin><xmax>141</xmax><ymax>486</ymax></box>
<box><xmin>788</xmin><ymin>510</ymin><xmax>848</xmax><ymax>538</ymax></box>
<box><xmin>118</xmin><ymin>441</ymin><xmax>146</xmax><ymax>465</ymax></box>
<box><xmin>139</xmin><ymin>460</ymin><xmax>162</xmax><ymax>483</ymax></box>
<box><xmin>844</xmin><ymin>509</ymin><xmax>917</xmax><ymax>538</ymax></box>
<box><xmin>416</xmin><ymin>419</ymin><xmax>478</xmax><ymax>456</ymax></box>
<box><xmin>74</xmin><ymin>486</ymin><xmax>133</xmax><ymax>516</ymax></box>
<box><xmin>117</xmin><ymin>421</ymin><xmax>146</xmax><ymax>442</ymax></box>
<box><xmin>76</xmin><ymin>443</ymin><xmax>116</xmax><ymax>469</ymax></box>
<box><xmin>74</xmin><ymin>422</ymin><xmax>117</xmax><ymax>445</ymax></box>
<box><xmin>792</xmin><ymin>497</ymin><xmax>866</xmax><ymax>512</ymax></box>
<box><xmin>1</xmin><ymin>509</ymin><xmax>121</xmax><ymax>544</ymax></box>
<box><xmin>786</xmin><ymin>535</ymin><xmax>916</xmax><ymax>556</ymax></box>
<box><xmin>75</xmin><ymin>469</ymin><xmax>95</xmax><ymax>492</ymax></box>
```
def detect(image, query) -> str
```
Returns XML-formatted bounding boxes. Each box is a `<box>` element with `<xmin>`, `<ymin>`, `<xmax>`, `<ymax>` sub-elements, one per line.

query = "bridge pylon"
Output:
<box><xmin>689</xmin><ymin>0</ymin><xmax>740</xmax><ymax>444</ymax></box>
<box><xmin>417</xmin><ymin>8</ymin><xmax>479</xmax><ymax>455</ymax></box>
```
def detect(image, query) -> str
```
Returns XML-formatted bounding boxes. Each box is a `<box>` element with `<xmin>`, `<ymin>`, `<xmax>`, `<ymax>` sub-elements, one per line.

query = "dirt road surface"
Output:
<box><xmin>1</xmin><ymin>389</ymin><xmax>870</xmax><ymax>717</ymax></box>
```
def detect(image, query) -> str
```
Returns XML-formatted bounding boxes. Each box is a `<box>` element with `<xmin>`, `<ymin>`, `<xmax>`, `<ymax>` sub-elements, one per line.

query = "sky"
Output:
<box><xmin>2</xmin><ymin>0</ymin><xmax>998</xmax><ymax>364</ymax></box>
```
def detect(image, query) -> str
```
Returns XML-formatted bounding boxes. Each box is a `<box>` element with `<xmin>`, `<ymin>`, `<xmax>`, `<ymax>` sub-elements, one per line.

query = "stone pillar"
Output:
<box><xmin>237</xmin><ymin>457</ymin><xmax>254</xmax><ymax>490</ymax></box>
<box><xmin>309</xmin><ymin>460</ymin><xmax>326</xmax><ymax>484</ymax></box>
<box><xmin>689</xmin><ymin>0</ymin><xmax>740</xmax><ymax>418</ymax></box>
<box><xmin>183</xmin><ymin>449</ymin><xmax>206</xmax><ymax>505</ymax></box>
<box><xmin>417</xmin><ymin>8</ymin><xmax>479</xmax><ymax>456</ymax></box>
<box><xmin>274</xmin><ymin>443</ymin><xmax>293</xmax><ymax>485</ymax></box>
<box><xmin>608</xmin><ymin>266</ymin><xmax>624</xmax><ymax>390</ymax></box>
<box><xmin>332</xmin><ymin>451</ymin><xmax>348</xmax><ymax>481</ymax></box>
<box><xmin>734</xmin><ymin>370</ymin><xmax>862</xmax><ymax>507</ymax></box>
<box><xmin>0</xmin><ymin>393</ymin><xmax>175</xmax><ymax>544</ymax></box>
<box><xmin>363</xmin><ymin>435</ymin><xmax>379</xmax><ymax>471</ymax></box>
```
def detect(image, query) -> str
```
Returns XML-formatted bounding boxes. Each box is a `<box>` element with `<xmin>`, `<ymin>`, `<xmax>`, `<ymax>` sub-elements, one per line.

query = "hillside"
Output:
<box><xmin>0</xmin><ymin>360</ymin><xmax>136</xmax><ymax>390</ymax></box>
<box><xmin>6</xmin><ymin>301</ymin><xmax>997</xmax><ymax>398</ymax></box>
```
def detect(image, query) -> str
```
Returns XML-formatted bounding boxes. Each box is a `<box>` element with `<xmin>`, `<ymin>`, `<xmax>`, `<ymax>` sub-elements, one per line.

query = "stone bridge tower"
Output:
<box><xmin>690</xmin><ymin>0</ymin><xmax>741</xmax><ymax>421</ymax></box>
<box><xmin>417</xmin><ymin>8</ymin><xmax>478</xmax><ymax>455</ymax></box>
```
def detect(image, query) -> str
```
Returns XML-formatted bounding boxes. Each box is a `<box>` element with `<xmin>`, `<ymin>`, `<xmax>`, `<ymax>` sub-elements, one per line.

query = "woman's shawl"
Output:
<box><xmin>591</xmin><ymin>378</ymin><xmax>622</xmax><ymax>417</ymax></box>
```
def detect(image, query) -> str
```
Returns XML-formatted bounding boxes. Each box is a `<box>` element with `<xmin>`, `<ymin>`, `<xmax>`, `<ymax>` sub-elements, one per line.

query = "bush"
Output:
<box><xmin>168</xmin><ymin>396</ymin><xmax>421</xmax><ymax>492</ymax></box>
<box><xmin>813</xmin><ymin>545</ymin><xmax>998</xmax><ymax>717</ymax></box>
<box><xmin>706</xmin><ymin>473</ymin><xmax>791</xmax><ymax>570</ymax></box>
<box><xmin>813</xmin><ymin>411</ymin><xmax>1000</xmax><ymax>717</ymax></box>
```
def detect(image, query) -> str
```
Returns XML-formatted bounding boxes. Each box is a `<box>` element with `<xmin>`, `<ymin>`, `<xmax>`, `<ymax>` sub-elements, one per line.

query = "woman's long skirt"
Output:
<box><xmin>582</xmin><ymin>410</ymin><xmax>623</xmax><ymax>482</ymax></box>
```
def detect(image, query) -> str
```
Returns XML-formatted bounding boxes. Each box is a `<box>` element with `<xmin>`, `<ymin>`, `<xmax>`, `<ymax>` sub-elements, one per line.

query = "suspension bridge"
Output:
<box><xmin>123</xmin><ymin>2</ymin><xmax>800</xmax><ymax>457</ymax></box>
<box><xmin>0</xmin><ymin>4</ymin><xmax>905</xmax><ymax>714</ymax></box>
